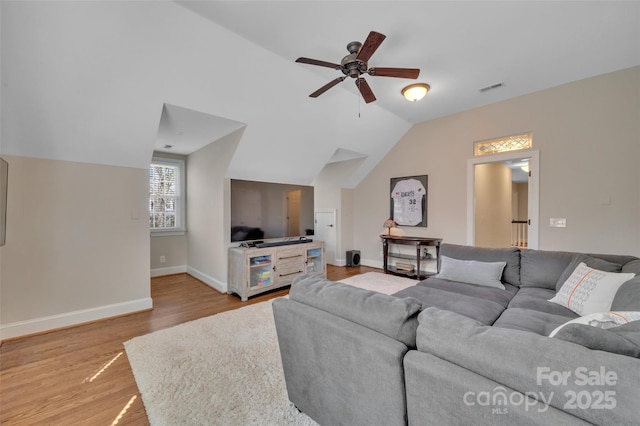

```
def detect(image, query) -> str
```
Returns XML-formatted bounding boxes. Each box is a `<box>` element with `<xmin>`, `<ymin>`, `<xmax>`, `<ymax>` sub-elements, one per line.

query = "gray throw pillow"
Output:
<box><xmin>440</xmin><ymin>243</ymin><xmax>520</xmax><ymax>286</ymax></box>
<box><xmin>553</xmin><ymin>321</ymin><xmax>640</xmax><ymax>358</ymax></box>
<box><xmin>436</xmin><ymin>256</ymin><xmax>506</xmax><ymax>289</ymax></box>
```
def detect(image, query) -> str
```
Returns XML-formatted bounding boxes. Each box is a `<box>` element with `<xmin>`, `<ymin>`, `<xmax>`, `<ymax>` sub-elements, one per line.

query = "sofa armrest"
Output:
<box><xmin>415</xmin><ymin>308</ymin><xmax>640</xmax><ymax>425</ymax></box>
<box><xmin>273</xmin><ymin>297</ymin><xmax>411</xmax><ymax>426</ymax></box>
<box><xmin>290</xmin><ymin>274</ymin><xmax>422</xmax><ymax>347</ymax></box>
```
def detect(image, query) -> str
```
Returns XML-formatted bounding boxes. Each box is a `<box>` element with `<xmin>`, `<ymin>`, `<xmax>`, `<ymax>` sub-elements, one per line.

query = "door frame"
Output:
<box><xmin>466</xmin><ymin>149</ymin><xmax>539</xmax><ymax>249</ymax></box>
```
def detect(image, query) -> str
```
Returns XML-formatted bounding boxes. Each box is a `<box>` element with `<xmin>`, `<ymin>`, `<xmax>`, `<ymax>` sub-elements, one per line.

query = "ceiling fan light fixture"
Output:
<box><xmin>402</xmin><ymin>83</ymin><xmax>430</xmax><ymax>102</ymax></box>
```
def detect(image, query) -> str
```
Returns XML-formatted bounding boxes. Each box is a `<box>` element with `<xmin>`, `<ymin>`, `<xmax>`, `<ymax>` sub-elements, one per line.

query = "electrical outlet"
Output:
<box><xmin>160</xmin><ymin>256</ymin><xmax>166</xmax><ymax>263</ymax></box>
<box><xmin>549</xmin><ymin>218</ymin><xmax>566</xmax><ymax>228</ymax></box>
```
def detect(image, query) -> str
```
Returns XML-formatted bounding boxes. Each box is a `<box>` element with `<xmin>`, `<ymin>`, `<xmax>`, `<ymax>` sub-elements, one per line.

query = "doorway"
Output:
<box><xmin>467</xmin><ymin>150</ymin><xmax>539</xmax><ymax>249</ymax></box>
<box><xmin>286</xmin><ymin>189</ymin><xmax>301</xmax><ymax>236</ymax></box>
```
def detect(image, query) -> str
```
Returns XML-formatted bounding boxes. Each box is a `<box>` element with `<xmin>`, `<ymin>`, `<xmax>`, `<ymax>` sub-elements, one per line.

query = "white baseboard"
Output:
<box><xmin>362</xmin><ymin>259</ymin><xmax>384</xmax><ymax>269</ymax></box>
<box><xmin>186</xmin><ymin>266</ymin><xmax>227</xmax><ymax>293</ymax></box>
<box><xmin>0</xmin><ymin>297</ymin><xmax>153</xmax><ymax>341</ymax></box>
<box><xmin>151</xmin><ymin>265</ymin><xmax>187</xmax><ymax>277</ymax></box>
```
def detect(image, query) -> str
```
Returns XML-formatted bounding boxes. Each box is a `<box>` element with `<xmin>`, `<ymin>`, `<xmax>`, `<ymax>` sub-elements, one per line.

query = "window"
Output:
<box><xmin>474</xmin><ymin>132</ymin><xmax>532</xmax><ymax>157</ymax></box>
<box><xmin>149</xmin><ymin>157</ymin><xmax>185</xmax><ymax>234</ymax></box>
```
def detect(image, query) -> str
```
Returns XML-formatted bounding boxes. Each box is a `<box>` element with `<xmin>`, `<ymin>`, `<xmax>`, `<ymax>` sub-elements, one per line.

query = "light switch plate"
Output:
<box><xmin>549</xmin><ymin>218</ymin><xmax>566</xmax><ymax>228</ymax></box>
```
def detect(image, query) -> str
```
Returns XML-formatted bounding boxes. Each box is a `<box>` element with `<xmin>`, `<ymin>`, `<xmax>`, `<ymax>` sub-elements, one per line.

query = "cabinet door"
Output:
<box><xmin>274</xmin><ymin>247</ymin><xmax>306</xmax><ymax>285</ymax></box>
<box><xmin>305</xmin><ymin>245</ymin><xmax>324</xmax><ymax>274</ymax></box>
<box><xmin>248</xmin><ymin>252</ymin><xmax>273</xmax><ymax>288</ymax></box>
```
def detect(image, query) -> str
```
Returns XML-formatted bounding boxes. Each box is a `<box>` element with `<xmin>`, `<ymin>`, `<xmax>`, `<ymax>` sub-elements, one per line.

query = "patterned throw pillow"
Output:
<box><xmin>548</xmin><ymin>311</ymin><xmax>640</xmax><ymax>337</ymax></box>
<box><xmin>549</xmin><ymin>262</ymin><xmax>635</xmax><ymax>315</ymax></box>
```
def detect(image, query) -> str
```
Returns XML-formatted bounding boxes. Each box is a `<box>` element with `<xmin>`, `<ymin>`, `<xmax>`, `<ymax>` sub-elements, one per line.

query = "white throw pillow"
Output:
<box><xmin>549</xmin><ymin>311</ymin><xmax>640</xmax><ymax>337</ymax></box>
<box><xmin>436</xmin><ymin>256</ymin><xmax>506</xmax><ymax>289</ymax></box>
<box><xmin>549</xmin><ymin>262</ymin><xmax>635</xmax><ymax>316</ymax></box>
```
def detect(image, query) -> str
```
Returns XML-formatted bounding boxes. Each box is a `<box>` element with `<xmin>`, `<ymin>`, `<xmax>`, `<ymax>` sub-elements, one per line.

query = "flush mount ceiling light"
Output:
<box><xmin>401</xmin><ymin>83</ymin><xmax>430</xmax><ymax>102</ymax></box>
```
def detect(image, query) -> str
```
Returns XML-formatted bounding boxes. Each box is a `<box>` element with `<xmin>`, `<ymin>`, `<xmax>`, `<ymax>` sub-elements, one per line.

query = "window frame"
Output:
<box><xmin>149</xmin><ymin>156</ymin><xmax>186</xmax><ymax>236</ymax></box>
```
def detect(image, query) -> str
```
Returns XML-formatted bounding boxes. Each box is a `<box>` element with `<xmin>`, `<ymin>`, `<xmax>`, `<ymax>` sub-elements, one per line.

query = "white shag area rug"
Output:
<box><xmin>124</xmin><ymin>272</ymin><xmax>416</xmax><ymax>425</ymax></box>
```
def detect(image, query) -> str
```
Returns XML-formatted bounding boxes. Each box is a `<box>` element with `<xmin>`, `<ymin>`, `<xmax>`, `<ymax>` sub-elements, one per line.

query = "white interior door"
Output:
<box><xmin>314</xmin><ymin>210</ymin><xmax>337</xmax><ymax>265</ymax></box>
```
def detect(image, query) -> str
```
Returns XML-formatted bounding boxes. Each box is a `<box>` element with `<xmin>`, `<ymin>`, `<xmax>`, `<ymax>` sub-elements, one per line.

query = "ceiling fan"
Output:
<box><xmin>295</xmin><ymin>31</ymin><xmax>420</xmax><ymax>104</ymax></box>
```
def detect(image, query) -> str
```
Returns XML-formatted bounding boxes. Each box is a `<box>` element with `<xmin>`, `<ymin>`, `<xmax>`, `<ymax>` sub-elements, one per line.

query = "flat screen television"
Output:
<box><xmin>230</xmin><ymin>179</ymin><xmax>315</xmax><ymax>243</ymax></box>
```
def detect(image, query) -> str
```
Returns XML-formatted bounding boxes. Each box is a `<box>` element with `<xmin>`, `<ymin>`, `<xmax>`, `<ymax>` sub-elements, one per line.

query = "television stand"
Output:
<box><xmin>228</xmin><ymin>241</ymin><xmax>325</xmax><ymax>301</ymax></box>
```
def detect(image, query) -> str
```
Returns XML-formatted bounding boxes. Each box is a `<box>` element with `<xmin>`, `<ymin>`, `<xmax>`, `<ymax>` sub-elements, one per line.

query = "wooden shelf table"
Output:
<box><xmin>381</xmin><ymin>235</ymin><xmax>442</xmax><ymax>280</ymax></box>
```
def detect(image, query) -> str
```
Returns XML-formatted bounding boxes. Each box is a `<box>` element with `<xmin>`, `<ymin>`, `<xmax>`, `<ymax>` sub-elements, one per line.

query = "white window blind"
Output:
<box><xmin>149</xmin><ymin>158</ymin><xmax>184</xmax><ymax>232</ymax></box>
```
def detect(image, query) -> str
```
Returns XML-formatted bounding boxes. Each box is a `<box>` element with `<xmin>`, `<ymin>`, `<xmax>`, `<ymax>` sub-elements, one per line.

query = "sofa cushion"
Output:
<box><xmin>555</xmin><ymin>254</ymin><xmax>622</xmax><ymax>291</ymax></box>
<box><xmin>521</xmin><ymin>249</ymin><xmax>638</xmax><ymax>290</ymax></box>
<box><xmin>507</xmin><ymin>287</ymin><xmax>577</xmax><ymax>317</ymax></box>
<box><xmin>289</xmin><ymin>274</ymin><xmax>422</xmax><ymax>347</ymax></box>
<box><xmin>611</xmin><ymin>276</ymin><xmax>640</xmax><ymax>311</ymax></box>
<box><xmin>493</xmin><ymin>307</ymin><xmax>578</xmax><ymax>335</ymax></box>
<box><xmin>549</xmin><ymin>262</ymin><xmax>635</xmax><ymax>315</ymax></box>
<box><xmin>414</xmin><ymin>308</ymin><xmax>640</xmax><ymax>426</ymax></box>
<box><xmin>552</xmin><ymin>321</ymin><xmax>640</xmax><ymax>358</ymax></box>
<box><xmin>439</xmin><ymin>243</ymin><xmax>521</xmax><ymax>287</ymax></box>
<box><xmin>436</xmin><ymin>256</ymin><xmax>506</xmax><ymax>289</ymax></box>
<box><xmin>414</xmin><ymin>277</ymin><xmax>518</xmax><ymax>307</ymax></box>
<box><xmin>519</xmin><ymin>249</ymin><xmax>576</xmax><ymax>289</ymax></box>
<box><xmin>393</xmin><ymin>278</ymin><xmax>517</xmax><ymax>325</ymax></box>
<box><xmin>622</xmin><ymin>258</ymin><xmax>640</xmax><ymax>274</ymax></box>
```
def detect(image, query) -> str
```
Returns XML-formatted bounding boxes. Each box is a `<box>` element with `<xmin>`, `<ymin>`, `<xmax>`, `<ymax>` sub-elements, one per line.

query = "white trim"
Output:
<box><xmin>186</xmin><ymin>266</ymin><xmax>227</xmax><ymax>293</ymax></box>
<box><xmin>467</xmin><ymin>149</ymin><xmax>539</xmax><ymax>249</ymax></box>
<box><xmin>151</xmin><ymin>265</ymin><xmax>187</xmax><ymax>277</ymax></box>
<box><xmin>150</xmin><ymin>156</ymin><xmax>186</xmax><ymax>232</ymax></box>
<box><xmin>151</xmin><ymin>230</ymin><xmax>186</xmax><ymax>237</ymax></box>
<box><xmin>362</xmin><ymin>258</ymin><xmax>384</xmax><ymax>269</ymax></box>
<box><xmin>0</xmin><ymin>298</ymin><xmax>153</xmax><ymax>341</ymax></box>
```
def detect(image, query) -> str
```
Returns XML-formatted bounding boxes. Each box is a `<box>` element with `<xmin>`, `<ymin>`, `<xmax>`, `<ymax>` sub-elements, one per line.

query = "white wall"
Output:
<box><xmin>354</xmin><ymin>66</ymin><xmax>640</xmax><ymax>266</ymax></box>
<box><xmin>150</xmin><ymin>234</ymin><xmax>187</xmax><ymax>276</ymax></box>
<box><xmin>312</xmin><ymin>158</ymin><xmax>366</xmax><ymax>265</ymax></box>
<box><xmin>474</xmin><ymin>162</ymin><xmax>512</xmax><ymax>248</ymax></box>
<box><xmin>0</xmin><ymin>156</ymin><xmax>151</xmax><ymax>339</ymax></box>
<box><xmin>0</xmin><ymin>1</ymin><xmax>411</xmax><ymax>186</ymax></box>
<box><xmin>186</xmin><ymin>129</ymin><xmax>243</xmax><ymax>292</ymax></box>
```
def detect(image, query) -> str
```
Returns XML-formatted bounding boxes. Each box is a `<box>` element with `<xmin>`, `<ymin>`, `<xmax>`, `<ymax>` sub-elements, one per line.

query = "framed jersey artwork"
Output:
<box><xmin>390</xmin><ymin>175</ymin><xmax>428</xmax><ymax>227</ymax></box>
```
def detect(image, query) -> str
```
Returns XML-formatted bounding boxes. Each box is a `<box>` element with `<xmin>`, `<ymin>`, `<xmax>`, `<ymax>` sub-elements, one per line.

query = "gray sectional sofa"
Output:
<box><xmin>272</xmin><ymin>244</ymin><xmax>640</xmax><ymax>425</ymax></box>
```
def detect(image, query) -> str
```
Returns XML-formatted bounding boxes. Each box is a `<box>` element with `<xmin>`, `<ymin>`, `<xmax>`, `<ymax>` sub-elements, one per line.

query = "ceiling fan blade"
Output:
<box><xmin>355</xmin><ymin>31</ymin><xmax>386</xmax><ymax>63</ymax></box>
<box><xmin>296</xmin><ymin>57</ymin><xmax>342</xmax><ymax>70</ymax></box>
<box><xmin>309</xmin><ymin>77</ymin><xmax>346</xmax><ymax>98</ymax></box>
<box><xmin>368</xmin><ymin>67</ymin><xmax>420</xmax><ymax>79</ymax></box>
<box><xmin>356</xmin><ymin>78</ymin><xmax>376</xmax><ymax>103</ymax></box>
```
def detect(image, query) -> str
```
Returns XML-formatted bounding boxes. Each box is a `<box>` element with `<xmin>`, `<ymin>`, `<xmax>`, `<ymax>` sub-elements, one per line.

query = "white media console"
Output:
<box><xmin>228</xmin><ymin>241</ymin><xmax>326</xmax><ymax>301</ymax></box>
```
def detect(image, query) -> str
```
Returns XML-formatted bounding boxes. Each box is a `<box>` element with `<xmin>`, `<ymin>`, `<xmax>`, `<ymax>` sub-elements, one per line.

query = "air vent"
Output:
<box><xmin>479</xmin><ymin>82</ymin><xmax>504</xmax><ymax>93</ymax></box>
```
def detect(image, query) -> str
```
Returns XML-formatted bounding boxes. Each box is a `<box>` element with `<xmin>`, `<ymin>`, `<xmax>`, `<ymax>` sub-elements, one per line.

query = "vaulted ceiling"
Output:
<box><xmin>2</xmin><ymin>1</ymin><xmax>639</xmax><ymax>188</ymax></box>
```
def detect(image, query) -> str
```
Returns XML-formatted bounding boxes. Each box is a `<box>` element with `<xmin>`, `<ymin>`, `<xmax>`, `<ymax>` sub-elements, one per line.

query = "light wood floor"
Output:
<box><xmin>0</xmin><ymin>264</ymin><xmax>379</xmax><ymax>425</ymax></box>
